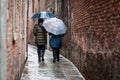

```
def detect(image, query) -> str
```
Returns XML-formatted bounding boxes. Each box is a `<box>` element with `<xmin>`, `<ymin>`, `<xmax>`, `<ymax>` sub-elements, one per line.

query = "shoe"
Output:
<box><xmin>42</xmin><ymin>58</ymin><xmax>44</xmax><ymax>61</ymax></box>
<box><xmin>53</xmin><ymin>59</ymin><xmax>56</xmax><ymax>62</ymax></box>
<box><xmin>42</xmin><ymin>56</ymin><xmax>44</xmax><ymax>61</ymax></box>
<box><xmin>38</xmin><ymin>59</ymin><xmax>41</xmax><ymax>62</ymax></box>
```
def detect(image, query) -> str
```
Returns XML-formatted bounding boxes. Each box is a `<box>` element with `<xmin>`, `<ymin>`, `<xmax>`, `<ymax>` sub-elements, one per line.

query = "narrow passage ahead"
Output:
<box><xmin>21</xmin><ymin>44</ymin><xmax>85</xmax><ymax>80</ymax></box>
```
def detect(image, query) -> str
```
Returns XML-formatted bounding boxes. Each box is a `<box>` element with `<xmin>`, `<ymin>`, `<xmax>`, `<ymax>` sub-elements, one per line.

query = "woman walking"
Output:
<box><xmin>49</xmin><ymin>34</ymin><xmax>63</xmax><ymax>62</ymax></box>
<box><xmin>33</xmin><ymin>19</ymin><xmax>47</xmax><ymax>62</ymax></box>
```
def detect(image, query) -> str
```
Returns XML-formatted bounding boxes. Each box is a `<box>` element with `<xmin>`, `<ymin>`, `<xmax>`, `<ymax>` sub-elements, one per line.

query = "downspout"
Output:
<box><xmin>0</xmin><ymin>0</ymin><xmax>8</xmax><ymax>80</ymax></box>
<box><xmin>24</xmin><ymin>0</ymin><xmax>28</xmax><ymax>62</ymax></box>
<box><xmin>26</xmin><ymin>0</ymin><xmax>29</xmax><ymax>59</ymax></box>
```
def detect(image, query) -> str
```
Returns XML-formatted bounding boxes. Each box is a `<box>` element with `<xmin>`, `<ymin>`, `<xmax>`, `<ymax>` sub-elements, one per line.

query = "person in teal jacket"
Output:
<box><xmin>49</xmin><ymin>33</ymin><xmax>63</xmax><ymax>62</ymax></box>
<box><xmin>33</xmin><ymin>19</ymin><xmax>47</xmax><ymax>62</ymax></box>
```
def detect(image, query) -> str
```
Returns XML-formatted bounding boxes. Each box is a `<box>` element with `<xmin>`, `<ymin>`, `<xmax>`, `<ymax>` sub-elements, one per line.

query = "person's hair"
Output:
<box><xmin>38</xmin><ymin>19</ymin><xmax>43</xmax><ymax>23</ymax></box>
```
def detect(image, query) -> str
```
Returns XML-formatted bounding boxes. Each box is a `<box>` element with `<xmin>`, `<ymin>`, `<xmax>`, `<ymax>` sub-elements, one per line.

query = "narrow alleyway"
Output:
<box><xmin>20</xmin><ymin>44</ymin><xmax>85</xmax><ymax>80</ymax></box>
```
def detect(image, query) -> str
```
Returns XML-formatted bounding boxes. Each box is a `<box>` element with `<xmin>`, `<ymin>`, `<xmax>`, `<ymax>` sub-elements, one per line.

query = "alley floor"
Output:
<box><xmin>20</xmin><ymin>44</ymin><xmax>85</xmax><ymax>80</ymax></box>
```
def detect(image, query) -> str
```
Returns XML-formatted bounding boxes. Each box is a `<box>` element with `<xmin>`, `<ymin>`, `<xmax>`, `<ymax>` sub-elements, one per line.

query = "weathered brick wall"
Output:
<box><xmin>28</xmin><ymin>0</ymin><xmax>39</xmax><ymax>44</ymax></box>
<box><xmin>60</xmin><ymin>0</ymin><xmax>120</xmax><ymax>80</ymax></box>
<box><xmin>45</xmin><ymin>0</ymin><xmax>54</xmax><ymax>10</ymax></box>
<box><xmin>7</xmin><ymin>0</ymin><xmax>26</xmax><ymax>80</ymax></box>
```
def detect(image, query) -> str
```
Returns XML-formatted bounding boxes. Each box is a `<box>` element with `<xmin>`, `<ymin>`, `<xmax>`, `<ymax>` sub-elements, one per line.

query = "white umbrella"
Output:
<box><xmin>43</xmin><ymin>18</ymin><xmax>67</xmax><ymax>35</ymax></box>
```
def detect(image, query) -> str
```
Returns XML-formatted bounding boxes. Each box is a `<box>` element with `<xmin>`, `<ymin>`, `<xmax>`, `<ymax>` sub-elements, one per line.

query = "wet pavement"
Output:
<box><xmin>20</xmin><ymin>44</ymin><xmax>85</xmax><ymax>80</ymax></box>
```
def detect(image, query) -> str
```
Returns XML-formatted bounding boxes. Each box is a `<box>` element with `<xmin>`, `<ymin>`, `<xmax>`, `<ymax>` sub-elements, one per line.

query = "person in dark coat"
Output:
<box><xmin>49</xmin><ymin>34</ymin><xmax>63</xmax><ymax>62</ymax></box>
<box><xmin>33</xmin><ymin>19</ymin><xmax>47</xmax><ymax>62</ymax></box>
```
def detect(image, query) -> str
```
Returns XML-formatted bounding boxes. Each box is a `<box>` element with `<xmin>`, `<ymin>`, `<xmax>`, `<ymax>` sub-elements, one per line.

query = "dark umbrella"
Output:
<box><xmin>32</xmin><ymin>11</ymin><xmax>55</xmax><ymax>19</ymax></box>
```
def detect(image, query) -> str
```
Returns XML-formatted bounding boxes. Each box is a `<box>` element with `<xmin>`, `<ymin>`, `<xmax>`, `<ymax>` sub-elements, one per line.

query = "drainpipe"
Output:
<box><xmin>24</xmin><ymin>0</ymin><xmax>28</xmax><ymax>62</ymax></box>
<box><xmin>26</xmin><ymin>0</ymin><xmax>29</xmax><ymax>59</ymax></box>
<box><xmin>0</xmin><ymin>0</ymin><xmax>8</xmax><ymax>80</ymax></box>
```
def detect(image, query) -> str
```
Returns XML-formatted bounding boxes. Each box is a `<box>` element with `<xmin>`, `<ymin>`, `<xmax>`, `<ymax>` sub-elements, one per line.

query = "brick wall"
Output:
<box><xmin>45</xmin><ymin>0</ymin><xmax>55</xmax><ymax>12</ymax></box>
<box><xmin>28</xmin><ymin>0</ymin><xmax>39</xmax><ymax>44</ymax></box>
<box><xmin>59</xmin><ymin>0</ymin><xmax>120</xmax><ymax>80</ymax></box>
<box><xmin>7</xmin><ymin>0</ymin><xmax>27</xmax><ymax>80</ymax></box>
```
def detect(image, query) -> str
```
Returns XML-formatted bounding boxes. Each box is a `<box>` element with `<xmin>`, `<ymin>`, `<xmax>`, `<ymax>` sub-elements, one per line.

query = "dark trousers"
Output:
<box><xmin>53</xmin><ymin>48</ymin><xmax>60</xmax><ymax>61</ymax></box>
<box><xmin>37</xmin><ymin>45</ymin><xmax>45</xmax><ymax>61</ymax></box>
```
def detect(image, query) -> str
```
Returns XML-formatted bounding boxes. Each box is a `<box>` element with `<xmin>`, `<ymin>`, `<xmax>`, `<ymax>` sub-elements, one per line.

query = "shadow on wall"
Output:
<box><xmin>85</xmin><ymin>52</ymin><xmax>120</xmax><ymax>80</ymax></box>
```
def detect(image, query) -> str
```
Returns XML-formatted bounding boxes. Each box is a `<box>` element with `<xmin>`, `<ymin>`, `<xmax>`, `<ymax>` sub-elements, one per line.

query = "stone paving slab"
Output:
<box><xmin>20</xmin><ymin>44</ymin><xmax>85</xmax><ymax>80</ymax></box>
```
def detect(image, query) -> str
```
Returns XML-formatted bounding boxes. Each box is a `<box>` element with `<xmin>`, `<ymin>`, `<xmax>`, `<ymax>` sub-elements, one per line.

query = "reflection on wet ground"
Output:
<box><xmin>20</xmin><ymin>44</ymin><xmax>85</xmax><ymax>80</ymax></box>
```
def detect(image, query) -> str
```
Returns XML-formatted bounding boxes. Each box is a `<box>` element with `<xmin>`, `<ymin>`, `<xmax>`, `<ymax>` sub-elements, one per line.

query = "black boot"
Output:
<box><xmin>38</xmin><ymin>54</ymin><xmax>41</xmax><ymax>62</ymax></box>
<box><xmin>57</xmin><ymin>49</ymin><xmax>60</xmax><ymax>61</ymax></box>
<box><xmin>53</xmin><ymin>59</ymin><xmax>56</xmax><ymax>62</ymax></box>
<box><xmin>37</xmin><ymin>47</ymin><xmax>41</xmax><ymax>62</ymax></box>
<box><xmin>42</xmin><ymin>57</ymin><xmax>44</xmax><ymax>61</ymax></box>
<box><xmin>57</xmin><ymin>54</ymin><xmax>59</xmax><ymax>61</ymax></box>
<box><xmin>38</xmin><ymin>57</ymin><xmax>41</xmax><ymax>62</ymax></box>
<box><xmin>53</xmin><ymin>49</ymin><xmax>57</xmax><ymax>62</ymax></box>
<box><xmin>41</xmin><ymin>48</ymin><xmax>45</xmax><ymax>62</ymax></box>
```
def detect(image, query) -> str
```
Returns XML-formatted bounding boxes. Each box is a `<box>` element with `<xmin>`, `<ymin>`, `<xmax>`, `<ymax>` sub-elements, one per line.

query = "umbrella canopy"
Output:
<box><xmin>32</xmin><ymin>11</ymin><xmax>55</xmax><ymax>19</ymax></box>
<box><xmin>43</xmin><ymin>18</ymin><xmax>67</xmax><ymax>35</ymax></box>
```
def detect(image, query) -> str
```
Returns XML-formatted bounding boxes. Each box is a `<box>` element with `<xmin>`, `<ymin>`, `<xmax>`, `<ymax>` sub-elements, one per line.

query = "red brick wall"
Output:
<box><xmin>60</xmin><ymin>0</ymin><xmax>120</xmax><ymax>80</ymax></box>
<box><xmin>45</xmin><ymin>0</ymin><xmax>55</xmax><ymax>11</ymax></box>
<box><xmin>28</xmin><ymin>0</ymin><xmax>39</xmax><ymax>44</ymax></box>
<box><xmin>7</xmin><ymin>0</ymin><xmax>26</xmax><ymax>80</ymax></box>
